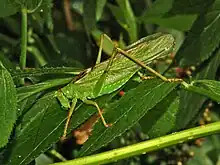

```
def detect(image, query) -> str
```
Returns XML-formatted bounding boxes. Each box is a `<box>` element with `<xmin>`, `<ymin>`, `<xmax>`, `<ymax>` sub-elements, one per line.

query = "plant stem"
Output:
<box><xmin>52</xmin><ymin>121</ymin><xmax>220</xmax><ymax>165</ymax></box>
<box><xmin>27</xmin><ymin>46</ymin><xmax>47</xmax><ymax>66</ymax></box>
<box><xmin>0</xmin><ymin>33</ymin><xmax>18</xmax><ymax>46</ymax></box>
<box><xmin>20</xmin><ymin>8</ymin><xmax>28</xmax><ymax>84</ymax></box>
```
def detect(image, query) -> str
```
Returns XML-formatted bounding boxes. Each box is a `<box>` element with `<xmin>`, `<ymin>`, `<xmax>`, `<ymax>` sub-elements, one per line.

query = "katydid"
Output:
<box><xmin>56</xmin><ymin>33</ymin><xmax>175</xmax><ymax>138</ymax></box>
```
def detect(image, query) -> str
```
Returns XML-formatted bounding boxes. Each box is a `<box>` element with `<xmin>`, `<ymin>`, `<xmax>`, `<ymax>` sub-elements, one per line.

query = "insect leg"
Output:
<box><xmin>137</xmin><ymin>72</ymin><xmax>155</xmax><ymax>80</ymax></box>
<box><xmin>93</xmin><ymin>46</ymin><xmax>118</xmax><ymax>96</ymax></box>
<box><xmin>96</xmin><ymin>34</ymin><xmax>115</xmax><ymax>64</ymax></box>
<box><xmin>56</xmin><ymin>89</ymin><xmax>70</xmax><ymax>109</ymax></box>
<box><xmin>95</xmin><ymin>34</ymin><xmax>104</xmax><ymax>65</ymax></box>
<box><xmin>61</xmin><ymin>98</ymin><xmax>77</xmax><ymax>140</ymax></box>
<box><xmin>96</xmin><ymin>34</ymin><xmax>104</xmax><ymax>65</ymax></box>
<box><xmin>83</xmin><ymin>99</ymin><xmax>112</xmax><ymax>127</ymax></box>
<box><xmin>115</xmin><ymin>47</ymin><xmax>170</xmax><ymax>81</ymax></box>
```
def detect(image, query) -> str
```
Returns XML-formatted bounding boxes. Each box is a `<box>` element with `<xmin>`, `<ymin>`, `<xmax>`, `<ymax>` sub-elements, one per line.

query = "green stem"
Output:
<box><xmin>20</xmin><ymin>8</ymin><xmax>28</xmax><ymax>84</ymax></box>
<box><xmin>32</xmin><ymin>33</ymin><xmax>50</xmax><ymax>60</ymax></box>
<box><xmin>0</xmin><ymin>33</ymin><xmax>18</xmax><ymax>46</ymax></box>
<box><xmin>52</xmin><ymin>121</ymin><xmax>220</xmax><ymax>165</ymax></box>
<box><xmin>27</xmin><ymin>46</ymin><xmax>47</xmax><ymax>66</ymax></box>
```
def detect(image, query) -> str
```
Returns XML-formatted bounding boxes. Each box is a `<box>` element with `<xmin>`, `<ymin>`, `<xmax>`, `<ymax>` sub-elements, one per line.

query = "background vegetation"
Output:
<box><xmin>1</xmin><ymin>0</ymin><xmax>220</xmax><ymax>164</ymax></box>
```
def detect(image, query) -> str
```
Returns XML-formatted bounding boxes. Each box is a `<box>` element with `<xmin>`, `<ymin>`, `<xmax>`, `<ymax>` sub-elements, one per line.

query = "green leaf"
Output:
<box><xmin>96</xmin><ymin>0</ymin><xmax>107</xmax><ymax>21</ymax></box>
<box><xmin>176</xmin><ymin>1</ymin><xmax>220</xmax><ymax>66</ymax></box>
<box><xmin>167</xmin><ymin>0</ymin><xmax>215</xmax><ymax>15</ymax></box>
<box><xmin>2</xmin><ymin>17</ymin><xmax>20</xmax><ymax>35</ymax></box>
<box><xmin>46</xmin><ymin>34</ymin><xmax>61</xmax><ymax>55</ymax></box>
<box><xmin>83</xmin><ymin>0</ymin><xmax>97</xmax><ymax>33</ymax></box>
<box><xmin>143</xmin><ymin>15</ymin><xmax>197</xmax><ymax>31</ymax></box>
<box><xmin>107</xmin><ymin>4</ymin><xmax>126</xmax><ymax>28</ymax></box>
<box><xmin>140</xmin><ymin>0</ymin><xmax>197</xmax><ymax>31</ymax></box>
<box><xmin>30</xmin><ymin>0</ymin><xmax>54</xmax><ymax>32</ymax></box>
<box><xmin>54</xmin><ymin>33</ymin><xmax>88</xmax><ymax>68</ymax></box>
<box><xmin>176</xmin><ymin>48</ymin><xmax>220</xmax><ymax>129</ymax></box>
<box><xmin>5</xmin><ymin>92</ymin><xmax>65</xmax><ymax>165</ymax></box>
<box><xmin>0</xmin><ymin>52</ymin><xmax>15</xmax><ymax>70</ymax></box>
<box><xmin>0</xmin><ymin>32</ymin><xmax>18</xmax><ymax>46</ymax></box>
<box><xmin>143</xmin><ymin>0</ymin><xmax>214</xmax><ymax>17</ymax></box>
<box><xmin>11</xmin><ymin>67</ymin><xmax>81</xmax><ymax>79</ymax></box>
<box><xmin>188</xmin><ymin>80</ymin><xmax>220</xmax><ymax>102</ymax></box>
<box><xmin>35</xmin><ymin>154</ymin><xmax>53</xmax><ymax>165</ymax></box>
<box><xmin>140</xmin><ymin>91</ymin><xmax>179</xmax><ymax>138</ymax></box>
<box><xmin>41</xmin><ymin>0</ymin><xmax>53</xmax><ymax>32</ymax></box>
<box><xmin>91</xmin><ymin>29</ymin><xmax>114</xmax><ymax>56</ymax></box>
<box><xmin>108</xmin><ymin>0</ymin><xmax>137</xmax><ymax>42</ymax></box>
<box><xmin>72</xmin><ymin>1</ymin><xmax>83</xmax><ymax>14</ymax></box>
<box><xmin>8</xmin><ymin>0</ymin><xmax>45</xmax><ymax>14</ymax></box>
<box><xmin>116</xmin><ymin>0</ymin><xmax>137</xmax><ymax>42</ymax></box>
<box><xmin>142</xmin><ymin>0</ymin><xmax>173</xmax><ymax>17</ymax></box>
<box><xmin>0</xmin><ymin>0</ymin><xmax>19</xmax><ymax>17</ymax></box>
<box><xmin>17</xmin><ymin>78</ymin><xmax>72</xmax><ymax>102</ymax></box>
<box><xmin>0</xmin><ymin>62</ymin><xmax>17</xmax><ymax>148</ymax></box>
<box><xmin>21</xmin><ymin>0</ymin><xmax>44</xmax><ymax>13</ymax></box>
<box><xmin>5</xmin><ymin>91</ymin><xmax>116</xmax><ymax>165</ymax></box>
<box><xmin>17</xmin><ymin>93</ymin><xmax>40</xmax><ymax>118</ymax></box>
<box><xmin>79</xmin><ymin>79</ymin><xmax>178</xmax><ymax>156</ymax></box>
